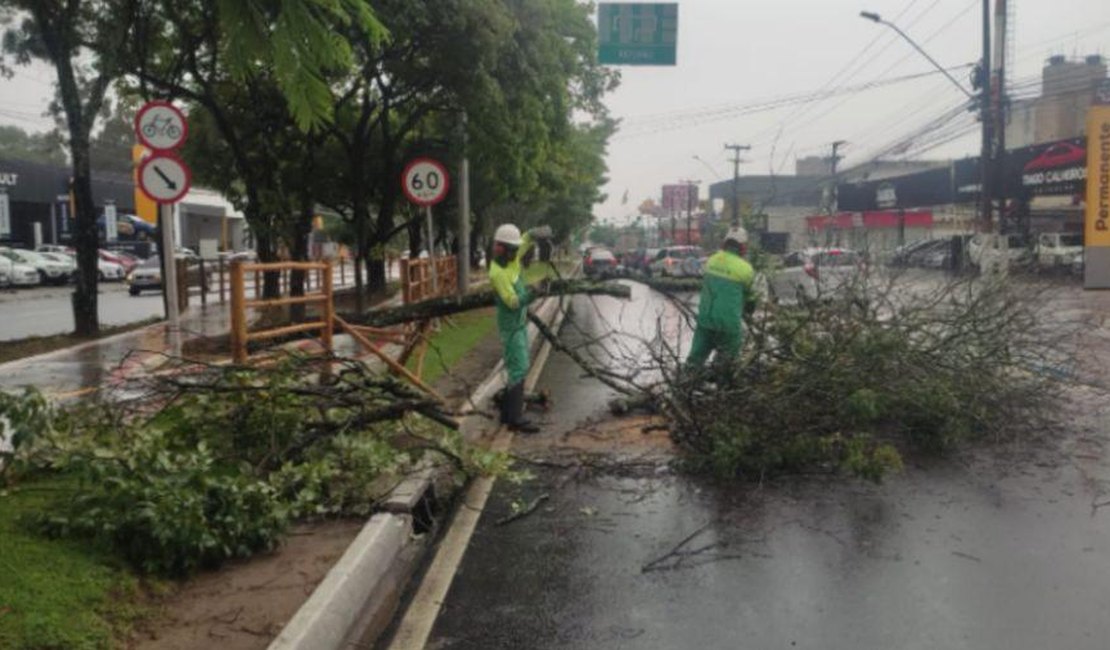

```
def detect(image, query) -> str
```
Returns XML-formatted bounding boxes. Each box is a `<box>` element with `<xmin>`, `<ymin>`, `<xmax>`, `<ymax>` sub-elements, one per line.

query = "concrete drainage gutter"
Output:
<box><xmin>268</xmin><ymin>286</ymin><xmax>574</xmax><ymax>650</ymax></box>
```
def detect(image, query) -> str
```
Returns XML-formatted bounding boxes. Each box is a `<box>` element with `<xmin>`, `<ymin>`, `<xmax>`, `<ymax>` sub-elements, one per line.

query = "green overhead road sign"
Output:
<box><xmin>598</xmin><ymin>3</ymin><xmax>678</xmax><ymax>66</ymax></box>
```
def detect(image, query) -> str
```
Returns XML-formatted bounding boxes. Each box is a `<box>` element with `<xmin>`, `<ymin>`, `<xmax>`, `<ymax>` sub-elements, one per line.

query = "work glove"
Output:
<box><xmin>529</xmin><ymin>226</ymin><xmax>553</xmax><ymax>240</ymax></box>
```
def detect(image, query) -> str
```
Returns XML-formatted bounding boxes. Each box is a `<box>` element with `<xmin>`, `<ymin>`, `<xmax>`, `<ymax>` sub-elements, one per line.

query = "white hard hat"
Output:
<box><xmin>494</xmin><ymin>223</ymin><xmax>523</xmax><ymax>247</ymax></box>
<box><xmin>724</xmin><ymin>226</ymin><xmax>749</xmax><ymax>245</ymax></box>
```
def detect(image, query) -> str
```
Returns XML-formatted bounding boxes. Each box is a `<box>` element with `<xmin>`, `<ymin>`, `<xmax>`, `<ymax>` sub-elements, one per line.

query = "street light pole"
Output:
<box><xmin>860</xmin><ymin>8</ymin><xmax>990</xmax><ymax>231</ymax></box>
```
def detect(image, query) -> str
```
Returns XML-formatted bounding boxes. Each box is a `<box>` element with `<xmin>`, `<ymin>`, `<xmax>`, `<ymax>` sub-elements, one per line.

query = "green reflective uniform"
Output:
<box><xmin>490</xmin><ymin>233</ymin><xmax>535</xmax><ymax>385</ymax></box>
<box><xmin>686</xmin><ymin>249</ymin><xmax>756</xmax><ymax>368</ymax></box>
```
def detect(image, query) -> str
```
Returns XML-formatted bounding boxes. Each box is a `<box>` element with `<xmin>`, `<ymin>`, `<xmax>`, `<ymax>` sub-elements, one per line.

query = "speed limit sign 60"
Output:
<box><xmin>402</xmin><ymin>158</ymin><xmax>450</xmax><ymax>206</ymax></box>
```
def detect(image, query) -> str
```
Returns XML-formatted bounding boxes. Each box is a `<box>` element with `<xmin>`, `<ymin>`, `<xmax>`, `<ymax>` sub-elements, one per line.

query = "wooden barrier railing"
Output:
<box><xmin>229</xmin><ymin>260</ymin><xmax>334</xmax><ymax>363</ymax></box>
<box><xmin>400</xmin><ymin>256</ymin><xmax>457</xmax><ymax>304</ymax></box>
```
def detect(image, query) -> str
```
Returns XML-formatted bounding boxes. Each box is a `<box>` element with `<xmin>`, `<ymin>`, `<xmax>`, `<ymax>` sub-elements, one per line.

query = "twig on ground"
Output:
<box><xmin>496</xmin><ymin>493</ymin><xmax>550</xmax><ymax>526</ymax></box>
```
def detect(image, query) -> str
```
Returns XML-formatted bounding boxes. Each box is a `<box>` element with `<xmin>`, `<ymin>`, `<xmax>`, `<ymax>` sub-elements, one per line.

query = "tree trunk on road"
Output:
<box><xmin>349</xmin><ymin>280</ymin><xmax>631</xmax><ymax>328</ymax></box>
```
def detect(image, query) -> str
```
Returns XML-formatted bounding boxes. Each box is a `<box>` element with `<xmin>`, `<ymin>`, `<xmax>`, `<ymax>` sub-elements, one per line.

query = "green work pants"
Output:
<box><xmin>501</xmin><ymin>326</ymin><xmax>530</xmax><ymax>385</ymax></box>
<box><xmin>686</xmin><ymin>326</ymin><xmax>741</xmax><ymax>369</ymax></box>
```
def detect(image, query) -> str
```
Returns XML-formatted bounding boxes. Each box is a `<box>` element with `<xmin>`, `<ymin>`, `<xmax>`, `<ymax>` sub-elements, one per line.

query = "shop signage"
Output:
<box><xmin>876</xmin><ymin>183</ymin><xmax>897</xmax><ymax>209</ymax></box>
<box><xmin>0</xmin><ymin>172</ymin><xmax>17</xmax><ymax>187</ymax></box>
<box><xmin>0</xmin><ymin>191</ymin><xmax>10</xmax><ymax>238</ymax></box>
<box><xmin>1084</xmin><ymin>105</ymin><xmax>1110</xmax><ymax>289</ymax></box>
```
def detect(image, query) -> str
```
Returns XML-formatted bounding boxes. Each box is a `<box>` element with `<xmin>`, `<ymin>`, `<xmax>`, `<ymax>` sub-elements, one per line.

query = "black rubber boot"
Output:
<box><xmin>504</xmin><ymin>381</ymin><xmax>539</xmax><ymax>433</ymax></box>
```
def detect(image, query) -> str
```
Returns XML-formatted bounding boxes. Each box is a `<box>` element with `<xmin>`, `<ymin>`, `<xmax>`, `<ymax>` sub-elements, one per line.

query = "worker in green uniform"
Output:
<box><xmin>686</xmin><ymin>226</ymin><xmax>757</xmax><ymax>370</ymax></box>
<box><xmin>490</xmin><ymin>222</ymin><xmax>551</xmax><ymax>432</ymax></box>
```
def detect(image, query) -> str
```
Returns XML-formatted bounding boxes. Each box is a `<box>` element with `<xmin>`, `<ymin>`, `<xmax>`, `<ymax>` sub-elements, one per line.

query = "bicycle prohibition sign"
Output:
<box><xmin>134</xmin><ymin>101</ymin><xmax>188</xmax><ymax>151</ymax></box>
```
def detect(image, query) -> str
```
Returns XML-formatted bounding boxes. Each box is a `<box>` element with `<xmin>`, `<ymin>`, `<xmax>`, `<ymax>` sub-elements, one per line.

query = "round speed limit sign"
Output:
<box><xmin>402</xmin><ymin>158</ymin><xmax>450</xmax><ymax>206</ymax></box>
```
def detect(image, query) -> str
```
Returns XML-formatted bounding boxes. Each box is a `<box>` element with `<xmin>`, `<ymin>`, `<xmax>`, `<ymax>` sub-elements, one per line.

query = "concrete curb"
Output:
<box><xmin>267</xmin><ymin>273</ymin><xmax>574</xmax><ymax>650</ymax></box>
<box><xmin>0</xmin><ymin>319</ymin><xmax>167</xmax><ymax>374</ymax></box>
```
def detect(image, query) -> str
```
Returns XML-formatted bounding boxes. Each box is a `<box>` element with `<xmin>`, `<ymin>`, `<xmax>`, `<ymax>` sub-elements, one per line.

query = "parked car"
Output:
<box><xmin>622</xmin><ymin>248</ymin><xmax>659</xmax><ymax>275</ymax></box>
<box><xmin>0</xmin><ymin>248</ymin><xmax>73</xmax><ymax>285</ymax></box>
<box><xmin>769</xmin><ymin>247</ymin><xmax>864</xmax><ymax>305</ymax></box>
<box><xmin>218</xmin><ymin>249</ymin><xmax>259</xmax><ymax>264</ymax></box>
<box><xmin>583</xmin><ymin>247</ymin><xmax>620</xmax><ymax>279</ymax></box>
<box><xmin>968</xmin><ymin>233</ymin><xmax>1031</xmax><ymax>272</ymax></box>
<box><xmin>127</xmin><ymin>256</ymin><xmax>210</xmax><ymax>295</ymax></box>
<box><xmin>99</xmin><ymin>248</ymin><xmax>138</xmax><ymax>274</ymax></box>
<box><xmin>37</xmin><ymin>252</ymin><xmax>77</xmax><ymax>279</ymax></box>
<box><xmin>0</xmin><ymin>255</ymin><xmax>40</xmax><ymax>288</ymax></box>
<box><xmin>99</xmin><ymin>258</ymin><xmax>126</xmax><ymax>282</ymax></box>
<box><xmin>1035</xmin><ymin>232</ymin><xmax>1083</xmax><ymax>269</ymax></box>
<box><xmin>648</xmin><ymin>246</ymin><xmax>704</xmax><ymax>278</ymax></box>
<box><xmin>36</xmin><ymin>244</ymin><xmax>74</xmax><ymax>255</ymax></box>
<box><xmin>887</xmin><ymin>238</ymin><xmax>940</xmax><ymax>267</ymax></box>
<box><xmin>1070</xmin><ymin>250</ymin><xmax>1084</xmax><ymax>276</ymax></box>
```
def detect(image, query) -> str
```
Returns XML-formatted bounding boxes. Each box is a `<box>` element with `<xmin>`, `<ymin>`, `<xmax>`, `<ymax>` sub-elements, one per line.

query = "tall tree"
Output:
<box><xmin>0</xmin><ymin>124</ymin><xmax>66</xmax><ymax>165</ymax></box>
<box><xmin>119</xmin><ymin>0</ymin><xmax>385</xmax><ymax>297</ymax></box>
<box><xmin>1</xmin><ymin>0</ymin><xmax>139</xmax><ymax>336</ymax></box>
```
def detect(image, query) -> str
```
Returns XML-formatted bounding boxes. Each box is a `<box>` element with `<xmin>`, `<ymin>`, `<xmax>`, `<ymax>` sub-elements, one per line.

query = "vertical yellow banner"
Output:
<box><xmin>1087</xmin><ymin>106</ymin><xmax>1110</xmax><ymax>247</ymax></box>
<box><xmin>132</xmin><ymin>144</ymin><xmax>158</xmax><ymax>224</ymax></box>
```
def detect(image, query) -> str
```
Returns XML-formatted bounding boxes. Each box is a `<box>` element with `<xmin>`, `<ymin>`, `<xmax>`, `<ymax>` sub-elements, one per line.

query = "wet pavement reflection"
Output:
<box><xmin>425</xmin><ymin>275</ymin><xmax>1110</xmax><ymax>650</ymax></box>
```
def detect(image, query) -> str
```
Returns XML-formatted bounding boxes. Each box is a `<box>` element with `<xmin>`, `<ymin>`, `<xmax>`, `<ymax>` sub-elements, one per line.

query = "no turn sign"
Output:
<box><xmin>402</xmin><ymin>158</ymin><xmax>450</xmax><ymax>206</ymax></box>
<box><xmin>138</xmin><ymin>153</ymin><xmax>192</xmax><ymax>204</ymax></box>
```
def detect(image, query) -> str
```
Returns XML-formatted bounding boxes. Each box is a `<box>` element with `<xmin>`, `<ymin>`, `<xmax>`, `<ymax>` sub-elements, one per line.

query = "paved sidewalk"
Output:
<box><xmin>0</xmin><ymin>275</ymin><xmax>494</xmax><ymax>400</ymax></box>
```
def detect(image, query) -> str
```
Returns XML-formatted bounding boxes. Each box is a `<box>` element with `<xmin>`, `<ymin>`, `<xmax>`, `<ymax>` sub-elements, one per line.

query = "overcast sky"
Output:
<box><xmin>596</xmin><ymin>0</ymin><xmax>1110</xmax><ymax>222</ymax></box>
<box><xmin>1</xmin><ymin>0</ymin><xmax>1107</xmax><ymax>225</ymax></box>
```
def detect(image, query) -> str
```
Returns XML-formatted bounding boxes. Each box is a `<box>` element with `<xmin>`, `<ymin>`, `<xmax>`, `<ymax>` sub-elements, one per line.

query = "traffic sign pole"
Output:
<box><xmin>402</xmin><ymin>157</ymin><xmax>451</xmax><ymax>296</ymax></box>
<box><xmin>160</xmin><ymin>202</ymin><xmax>181</xmax><ymax>354</ymax></box>
<box><xmin>135</xmin><ymin>100</ymin><xmax>190</xmax><ymax>354</ymax></box>
<box><xmin>426</xmin><ymin>205</ymin><xmax>437</xmax><ymax>293</ymax></box>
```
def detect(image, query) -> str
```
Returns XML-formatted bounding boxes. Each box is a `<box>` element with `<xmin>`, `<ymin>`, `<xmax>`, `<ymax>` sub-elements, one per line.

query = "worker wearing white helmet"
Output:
<box><xmin>490</xmin><ymin>222</ymin><xmax>552</xmax><ymax>432</ymax></box>
<box><xmin>686</xmin><ymin>226</ymin><xmax>757</xmax><ymax>369</ymax></box>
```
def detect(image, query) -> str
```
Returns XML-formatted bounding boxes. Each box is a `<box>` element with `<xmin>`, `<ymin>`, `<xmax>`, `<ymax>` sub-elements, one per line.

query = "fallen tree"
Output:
<box><xmin>527</xmin><ymin>270</ymin><xmax>1075</xmax><ymax>482</ymax></box>
<box><xmin>2</xmin><ymin>354</ymin><xmax>503</xmax><ymax>576</ymax></box>
<box><xmin>348</xmin><ymin>279</ymin><xmax>631</xmax><ymax>328</ymax></box>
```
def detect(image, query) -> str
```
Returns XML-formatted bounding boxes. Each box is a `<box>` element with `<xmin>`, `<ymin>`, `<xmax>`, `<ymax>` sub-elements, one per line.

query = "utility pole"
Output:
<box><xmin>724</xmin><ymin>143</ymin><xmax>750</xmax><ymax>226</ymax></box>
<box><xmin>829</xmin><ymin>140</ymin><xmax>847</xmax><ymax>214</ymax></box>
<box><xmin>979</xmin><ymin>0</ymin><xmax>993</xmax><ymax>232</ymax></box>
<box><xmin>457</xmin><ymin>110</ymin><xmax>470</xmax><ymax>296</ymax></box>
<box><xmin>992</xmin><ymin>0</ymin><xmax>1009</xmax><ymax>233</ymax></box>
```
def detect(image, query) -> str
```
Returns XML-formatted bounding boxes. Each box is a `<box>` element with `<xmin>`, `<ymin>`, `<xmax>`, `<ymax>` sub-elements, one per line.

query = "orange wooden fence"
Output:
<box><xmin>229</xmin><ymin>260</ymin><xmax>334</xmax><ymax>364</ymax></box>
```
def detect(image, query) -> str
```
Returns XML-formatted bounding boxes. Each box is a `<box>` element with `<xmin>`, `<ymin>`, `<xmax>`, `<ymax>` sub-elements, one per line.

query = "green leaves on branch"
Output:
<box><xmin>6</xmin><ymin>355</ymin><xmax>510</xmax><ymax>576</ymax></box>
<box><xmin>216</xmin><ymin>0</ymin><xmax>388</xmax><ymax>131</ymax></box>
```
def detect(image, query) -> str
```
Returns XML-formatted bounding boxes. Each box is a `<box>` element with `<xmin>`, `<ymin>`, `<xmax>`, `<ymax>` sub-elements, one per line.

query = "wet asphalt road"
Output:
<box><xmin>0</xmin><ymin>282</ymin><xmax>165</xmax><ymax>341</ymax></box>
<box><xmin>421</xmin><ymin>278</ymin><xmax>1110</xmax><ymax>650</ymax></box>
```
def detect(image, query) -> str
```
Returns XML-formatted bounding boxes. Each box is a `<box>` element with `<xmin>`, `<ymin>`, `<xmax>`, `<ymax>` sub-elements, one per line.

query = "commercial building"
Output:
<box><xmin>0</xmin><ymin>156</ymin><xmax>246</xmax><ymax>254</ymax></box>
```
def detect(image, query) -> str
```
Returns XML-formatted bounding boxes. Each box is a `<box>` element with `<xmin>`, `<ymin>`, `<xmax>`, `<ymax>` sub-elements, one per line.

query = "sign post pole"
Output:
<box><xmin>402</xmin><ymin>157</ymin><xmax>451</xmax><ymax>298</ymax></box>
<box><xmin>136</xmin><ymin>100</ymin><xmax>191</xmax><ymax>354</ymax></box>
<box><xmin>161</xmin><ymin>202</ymin><xmax>181</xmax><ymax>353</ymax></box>
<box><xmin>426</xmin><ymin>204</ymin><xmax>437</xmax><ymax>294</ymax></box>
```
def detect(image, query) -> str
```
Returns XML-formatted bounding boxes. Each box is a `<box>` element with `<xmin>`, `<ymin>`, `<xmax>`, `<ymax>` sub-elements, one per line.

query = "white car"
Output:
<box><xmin>1035</xmin><ymin>233</ymin><xmax>1083</xmax><ymax>269</ymax></box>
<box><xmin>98</xmin><ymin>258</ymin><xmax>126</xmax><ymax>281</ymax></box>
<box><xmin>36</xmin><ymin>244</ymin><xmax>74</xmax><ymax>255</ymax></box>
<box><xmin>0</xmin><ymin>248</ymin><xmax>72</xmax><ymax>285</ymax></box>
<box><xmin>38</xmin><ymin>252</ymin><xmax>77</xmax><ymax>277</ymax></box>
<box><xmin>648</xmin><ymin>246</ymin><xmax>705</xmax><ymax>278</ymax></box>
<box><xmin>768</xmin><ymin>247</ymin><xmax>865</xmax><ymax>305</ymax></box>
<box><xmin>967</xmin><ymin>233</ymin><xmax>1031</xmax><ymax>272</ymax></box>
<box><xmin>0</xmin><ymin>255</ymin><xmax>42</xmax><ymax>287</ymax></box>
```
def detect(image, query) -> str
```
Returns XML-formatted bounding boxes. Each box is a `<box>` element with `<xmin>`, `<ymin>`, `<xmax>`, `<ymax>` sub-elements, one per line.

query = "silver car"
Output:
<box><xmin>769</xmin><ymin>247</ymin><xmax>864</xmax><ymax>305</ymax></box>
